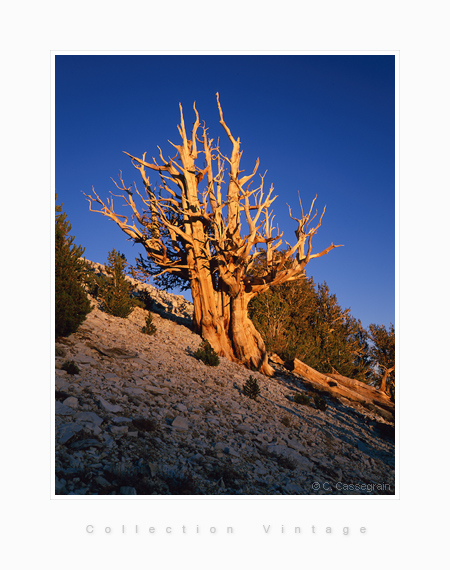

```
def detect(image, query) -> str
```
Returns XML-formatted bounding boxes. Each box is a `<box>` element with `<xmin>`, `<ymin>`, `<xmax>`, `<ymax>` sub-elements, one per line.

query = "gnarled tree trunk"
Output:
<box><xmin>192</xmin><ymin>275</ymin><xmax>274</xmax><ymax>375</ymax></box>
<box><xmin>85</xmin><ymin>95</ymin><xmax>341</xmax><ymax>376</ymax></box>
<box><xmin>230</xmin><ymin>293</ymin><xmax>274</xmax><ymax>376</ymax></box>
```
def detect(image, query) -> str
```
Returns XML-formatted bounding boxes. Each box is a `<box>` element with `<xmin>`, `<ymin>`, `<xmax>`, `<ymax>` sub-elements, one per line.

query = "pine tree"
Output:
<box><xmin>55</xmin><ymin>196</ymin><xmax>91</xmax><ymax>337</ymax></box>
<box><xmin>243</xmin><ymin>376</ymin><xmax>261</xmax><ymax>400</ymax></box>
<box><xmin>249</xmin><ymin>267</ymin><xmax>371</xmax><ymax>381</ymax></box>
<box><xmin>248</xmin><ymin>273</ymin><xmax>318</xmax><ymax>361</ymax></box>
<box><xmin>368</xmin><ymin>323</ymin><xmax>395</xmax><ymax>394</ymax></box>
<box><xmin>142</xmin><ymin>311</ymin><xmax>157</xmax><ymax>335</ymax></box>
<box><xmin>101</xmin><ymin>249</ymin><xmax>133</xmax><ymax>318</ymax></box>
<box><xmin>309</xmin><ymin>283</ymin><xmax>369</xmax><ymax>380</ymax></box>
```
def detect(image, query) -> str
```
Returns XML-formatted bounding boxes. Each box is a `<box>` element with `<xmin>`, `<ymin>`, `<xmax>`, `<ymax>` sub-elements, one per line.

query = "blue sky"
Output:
<box><xmin>55</xmin><ymin>54</ymin><xmax>395</xmax><ymax>331</ymax></box>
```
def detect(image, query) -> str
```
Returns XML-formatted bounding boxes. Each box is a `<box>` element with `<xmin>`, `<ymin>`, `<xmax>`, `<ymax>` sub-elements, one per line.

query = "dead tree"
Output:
<box><xmin>84</xmin><ymin>94</ymin><xmax>341</xmax><ymax>376</ymax></box>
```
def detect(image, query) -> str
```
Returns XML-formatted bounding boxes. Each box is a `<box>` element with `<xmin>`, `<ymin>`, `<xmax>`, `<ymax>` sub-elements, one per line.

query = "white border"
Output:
<box><xmin>9</xmin><ymin>0</ymin><xmax>448</xmax><ymax>560</ymax></box>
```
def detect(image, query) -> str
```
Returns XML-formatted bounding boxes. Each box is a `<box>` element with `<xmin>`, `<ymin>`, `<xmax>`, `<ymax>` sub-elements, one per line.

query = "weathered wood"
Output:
<box><xmin>84</xmin><ymin>95</ymin><xmax>341</xmax><ymax>376</ymax></box>
<box><xmin>379</xmin><ymin>365</ymin><xmax>395</xmax><ymax>393</ymax></box>
<box><xmin>327</xmin><ymin>372</ymin><xmax>393</xmax><ymax>407</ymax></box>
<box><xmin>285</xmin><ymin>358</ymin><xmax>394</xmax><ymax>420</ymax></box>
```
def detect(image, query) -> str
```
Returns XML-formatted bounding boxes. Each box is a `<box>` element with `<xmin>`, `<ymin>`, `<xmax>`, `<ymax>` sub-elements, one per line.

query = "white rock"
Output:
<box><xmin>97</xmin><ymin>396</ymin><xmax>123</xmax><ymax>413</ymax></box>
<box><xmin>236</xmin><ymin>423</ymin><xmax>254</xmax><ymax>434</ymax></box>
<box><xmin>55</xmin><ymin>401</ymin><xmax>75</xmax><ymax>416</ymax></box>
<box><xmin>55</xmin><ymin>262</ymin><xmax>395</xmax><ymax>496</ymax></box>
<box><xmin>266</xmin><ymin>444</ymin><xmax>314</xmax><ymax>470</ymax></box>
<box><xmin>172</xmin><ymin>416</ymin><xmax>189</xmax><ymax>430</ymax></box>
<box><xmin>57</xmin><ymin>422</ymin><xmax>83</xmax><ymax>444</ymax></box>
<box><xmin>95</xmin><ymin>476</ymin><xmax>110</xmax><ymax>488</ymax></box>
<box><xmin>123</xmin><ymin>387</ymin><xmax>146</xmax><ymax>397</ymax></box>
<box><xmin>225</xmin><ymin>446</ymin><xmax>240</xmax><ymax>457</ymax></box>
<box><xmin>112</xmin><ymin>417</ymin><xmax>133</xmax><ymax>424</ymax></box>
<box><xmin>145</xmin><ymin>386</ymin><xmax>170</xmax><ymax>396</ymax></box>
<box><xmin>75</xmin><ymin>411</ymin><xmax>103</xmax><ymax>426</ymax></box>
<box><xmin>286</xmin><ymin>438</ymin><xmax>307</xmax><ymax>454</ymax></box>
<box><xmin>55</xmin><ymin>378</ymin><xmax>70</xmax><ymax>391</ymax></box>
<box><xmin>104</xmin><ymin>373</ymin><xmax>121</xmax><ymax>381</ymax></box>
<box><xmin>63</xmin><ymin>397</ymin><xmax>79</xmax><ymax>409</ymax></box>
<box><xmin>110</xmin><ymin>426</ymin><xmax>128</xmax><ymax>436</ymax></box>
<box><xmin>76</xmin><ymin>354</ymin><xmax>97</xmax><ymax>365</ymax></box>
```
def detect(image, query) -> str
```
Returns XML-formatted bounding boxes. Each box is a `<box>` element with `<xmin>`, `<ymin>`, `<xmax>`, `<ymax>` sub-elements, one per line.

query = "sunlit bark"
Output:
<box><xmin>84</xmin><ymin>94</ymin><xmax>341</xmax><ymax>376</ymax></box>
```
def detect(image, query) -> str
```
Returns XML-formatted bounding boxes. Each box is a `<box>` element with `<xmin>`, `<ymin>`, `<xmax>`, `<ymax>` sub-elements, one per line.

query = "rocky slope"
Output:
<box><xmin>54</xmin><ymin>263</ymin><xmax>395</xmax><ymax>495</ymax></box>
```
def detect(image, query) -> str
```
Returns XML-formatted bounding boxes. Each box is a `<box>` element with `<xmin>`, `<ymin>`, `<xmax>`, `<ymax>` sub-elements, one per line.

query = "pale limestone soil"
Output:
<box><xmin>55</xmin><ymin>302</ymin><xmax>395</xmax><ymax>495</ymax></box>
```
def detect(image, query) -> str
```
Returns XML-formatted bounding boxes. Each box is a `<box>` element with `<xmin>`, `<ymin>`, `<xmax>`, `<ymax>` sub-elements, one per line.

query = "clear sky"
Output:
<box><xmin>55</xmin><ymin>54</ymin><xmax>395</xmax><ymax>331</ymax></box>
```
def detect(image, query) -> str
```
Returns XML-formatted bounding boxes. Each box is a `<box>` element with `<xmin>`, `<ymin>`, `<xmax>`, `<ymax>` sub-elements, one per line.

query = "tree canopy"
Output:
<box><xmin>249</xmin><ymin>268</ymin><xmax>371</xmax><ymax>382</ymax></box>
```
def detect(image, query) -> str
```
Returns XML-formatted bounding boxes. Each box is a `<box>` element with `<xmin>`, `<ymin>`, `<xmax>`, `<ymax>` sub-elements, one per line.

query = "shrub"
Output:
<box><xmin>132</xmin><ymin>418</ymin><xmax>158</xmax><ymax>432</ymax></box>
<box><xmin>313</xmin><ymin>394</ymin><xmax>328</xmax><ymax>411</ymax></box>
<box><xmin>61</xmin><ymin>360</ymin><xmax>80</xmax><ymax>375</ymax></box>
<box><xmin>55</xmin><ymin>196</ymin><xmax>91</xmax><ymax>337</ymax></box>
<box><xmin>243</xmin><ymin>375</ymin><xmax>261</xmax><ymax>400</ymax></box>
<box><xmin>274</xmin><ymin>455</ymin><xmax>296</xmax><ymax>471</ymax></box>
<box><xmin>208</xmin><ymin>464</ymin><xmax>242</xmax><ymax>490</ymax></box>
<box><xmin>293</xmin><ymin>392</ymin><xmax>311</xmax><ymax>406</ymax></box>
<box><xmin>280</xmin><ymin>415</ymin><xmax>291</xmax><ymax>427</ymax></box>
<box><xmin>142</xmin><ymin>312</ymin><xmax>157</xmax><ymax>335</ymax></box>
<box><xmin>135</xmin><ymin>290</ymin><xmax>155</xmax><ymax>311</ymax></box>
<box><xmin>131</xmin><ymin>297</ymin><xmax>146</xmax><ymax>309</ymax></box>
<box><xmin>293</xmin><ymin>391</ymin><xmax>327</xmax><ymax>411</ymax></box>
<box><xmin>193</xmin><ymin>340</ymin><xmax>220</xmax><ymax>366</ymax></box>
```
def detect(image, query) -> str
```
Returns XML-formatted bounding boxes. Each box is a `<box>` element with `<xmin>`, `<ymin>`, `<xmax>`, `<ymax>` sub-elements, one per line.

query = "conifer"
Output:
<box><xmin>368</xmin><ymin>323</ymin><xmax>395</xmax><ymax>395</ymax></box>
<box><xmin>249</xmin><ymin>251</ymin><xmax>371</xmax><ymax>381</ymax></box>
<box><xmin>142</xmin><ymin>311</ymin><xmax>157</xmax><ymax>335</ymax></box>
<box><xmin>101</xmin><ymin>249</ymin><xmax>133</xmax><ymax>318</ymax></box>
<box><xmin>55</xmin><ymin>196</ymin><xmax>91</xmax><ymax>337</ymax></box>
<box><xmin>243</xmin><ymin>376</ymin><xmax>261</xmax><ymax>400</ymax></box>
<box><xmin>193</xmin><ymin>340</ymin><xmax>220</xmax><ymax>366</ymax></box>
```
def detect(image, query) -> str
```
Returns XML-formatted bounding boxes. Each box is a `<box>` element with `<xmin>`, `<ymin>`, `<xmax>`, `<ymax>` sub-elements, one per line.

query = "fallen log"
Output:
<box><xmin>327</xmin><ymin>372</ymin><xmax>393</xmax><ymax>409</ymax></box>
<box><xmin>284</xmin><ymin>358</ymin><xmax>395</xmax><ymax>422</ymax></box>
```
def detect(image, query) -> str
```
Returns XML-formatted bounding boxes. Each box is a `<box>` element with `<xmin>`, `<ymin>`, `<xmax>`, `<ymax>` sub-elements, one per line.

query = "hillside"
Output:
<box><xmin>54</xmin><ymin>262</ymin><xmax>395</xmax><ymax>495</ymax></box>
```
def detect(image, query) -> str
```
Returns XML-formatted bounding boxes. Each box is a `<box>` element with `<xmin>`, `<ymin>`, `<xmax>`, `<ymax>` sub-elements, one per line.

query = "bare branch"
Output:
<box><xmin>86</xmin><ymin>96</ymin><xmax>341</xmax><ymax>376</ymax></box>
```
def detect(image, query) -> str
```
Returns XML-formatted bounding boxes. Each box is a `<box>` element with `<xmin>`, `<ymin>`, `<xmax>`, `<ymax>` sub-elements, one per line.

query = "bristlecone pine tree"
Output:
<box><xmin>84</xmin><ymin>95</ymin><xmax>341</xmax><ymax>376</ymax></box>
<box><xmin>101</xmin><ymin>249</ymin><xmax>134</xmax><ymax>318</ymax></box>
<box><xmin>55</xmin><ymin>196</ymin><xmax>91</xmax><ymax>337</ymax></box>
